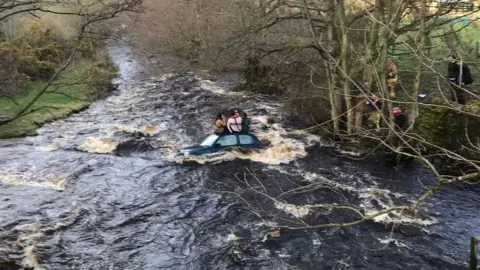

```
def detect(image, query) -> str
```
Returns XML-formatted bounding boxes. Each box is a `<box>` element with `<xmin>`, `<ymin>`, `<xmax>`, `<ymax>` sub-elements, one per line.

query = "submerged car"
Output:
<box><xmin>178</xmin><ymin>133</ymin><xmax>264</xmax><ymax>156</ymax></box>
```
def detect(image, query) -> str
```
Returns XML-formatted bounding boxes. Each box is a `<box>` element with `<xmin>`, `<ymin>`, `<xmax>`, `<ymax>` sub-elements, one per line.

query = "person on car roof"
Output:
<box><xmin>214</xmin><ymin>113</ymin><xmax>226</xmax><ymax>134</ymax></box>
<box><xmin>241</xmin><ymin>112</ymin><xmax>251</xmax><ymax>133</ymax></box>
<box><xmin>227</xmin><ymin>110</ymin><xmax>242</xmax><ymax>133</ymax></box>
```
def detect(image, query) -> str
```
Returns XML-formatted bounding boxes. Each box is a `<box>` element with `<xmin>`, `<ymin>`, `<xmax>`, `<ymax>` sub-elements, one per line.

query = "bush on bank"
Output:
<box><xmin>0</xmin><ymin>19</ymin><xmax>118</xmax><ymax>139</ymax></box>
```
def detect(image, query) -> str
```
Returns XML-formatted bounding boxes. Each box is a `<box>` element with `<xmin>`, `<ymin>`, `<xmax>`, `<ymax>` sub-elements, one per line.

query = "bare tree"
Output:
<box><xmin>0</xmin><ymin>0</ymin><xmax>143</xmax><ymax>125</ymax></box>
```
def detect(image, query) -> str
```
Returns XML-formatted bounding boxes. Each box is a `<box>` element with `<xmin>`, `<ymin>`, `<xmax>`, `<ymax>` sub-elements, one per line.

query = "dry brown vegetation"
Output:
<box><xmin>0</xmin><ymin>0</ymin><xmax>142</xmax><ymax>96</ymax></box>
<box><xmin>0</xmin><ymin>0</ymin><xmax>143</xmax><ymax>137</ymax></box>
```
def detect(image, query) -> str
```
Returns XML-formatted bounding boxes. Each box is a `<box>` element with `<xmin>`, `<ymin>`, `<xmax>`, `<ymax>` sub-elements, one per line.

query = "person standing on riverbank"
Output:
<box><xmin>367</xmin><ymin>94</ymin><xmax>383</xmax><ymax>132</ymax></box>
<box><xmin>387</xmin><ymin>59</ymin><xmax>398</xmax><ymax>99</ymax></box>
<box><xmin>447</xmin><ymin>55</ymin><xmax>473</xmax><ymax>105</ymax></box>
<box><xmin>393</xmin><ymin>106</ymin><xmax>406</xmax><ymax>131</ymax></box>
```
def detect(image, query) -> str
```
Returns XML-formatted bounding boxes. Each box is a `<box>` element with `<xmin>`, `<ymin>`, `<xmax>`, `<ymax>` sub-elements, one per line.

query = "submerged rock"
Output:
<box><xmin>266</xmin><ymin>117</ymin><xmax>276</xmax><ymax>125</ymax></box>
<box><xmin>260</xmin><ymin>139</ymin><xmax>272</xmax><ymax>147</ymax></box>
<box><xmin>114</xmin><ymin>139</ymin><xmax>153</xmax><ymax>156</ymax></box>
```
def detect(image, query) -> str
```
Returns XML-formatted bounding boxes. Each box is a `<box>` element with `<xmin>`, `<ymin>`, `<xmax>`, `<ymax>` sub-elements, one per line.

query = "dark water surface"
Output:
<box><xmin>0</xmin><ymin>40</ymin><xmax>478</xmax><ymax>270</ymax></box>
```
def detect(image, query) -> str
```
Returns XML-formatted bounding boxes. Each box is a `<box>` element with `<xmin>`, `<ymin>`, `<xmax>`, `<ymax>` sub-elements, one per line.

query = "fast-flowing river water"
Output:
<box><xmin>0</xmin><ymin>40</ymin><xmax>479</xmax><ymax>270</ymax></box>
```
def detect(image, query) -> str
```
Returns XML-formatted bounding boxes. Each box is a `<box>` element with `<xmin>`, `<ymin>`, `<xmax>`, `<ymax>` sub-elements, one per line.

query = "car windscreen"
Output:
<box><xmin>200</xmin><ymin>134</ymin><xmax>220</xmax><ymax>146</ymax></box>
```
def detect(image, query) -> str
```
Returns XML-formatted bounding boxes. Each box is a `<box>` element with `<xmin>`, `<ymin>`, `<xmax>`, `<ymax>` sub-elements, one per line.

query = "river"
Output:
<box><xmin>0</xmin><ymin>40</ymin><xmax>479</xmax><ymax>270</ymax></box>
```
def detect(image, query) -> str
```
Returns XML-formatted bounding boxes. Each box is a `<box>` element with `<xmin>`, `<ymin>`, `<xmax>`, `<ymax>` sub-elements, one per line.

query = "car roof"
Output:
<box><xmin>218</xmin><ymin>133</ymin><xmax>258</xmax><ymax>138</ymax></box>
<box><xmin>216</xmin><ymin>133</ymin><xmax>260</xmax><ymax>142</ymax></box>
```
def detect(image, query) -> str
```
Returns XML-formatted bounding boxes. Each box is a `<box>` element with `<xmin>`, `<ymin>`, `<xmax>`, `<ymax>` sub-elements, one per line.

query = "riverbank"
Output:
<box><xmin>0</xmin><ymin>59</ymin><xmax>118</xmax><ymax>139</ymax></box>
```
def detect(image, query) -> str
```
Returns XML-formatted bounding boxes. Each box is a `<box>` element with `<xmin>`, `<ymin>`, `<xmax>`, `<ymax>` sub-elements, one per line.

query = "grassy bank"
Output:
<box><xmin>0</xmin><ymin>60</ymin><xmax>117</xmax><ymax>139</ymax></box>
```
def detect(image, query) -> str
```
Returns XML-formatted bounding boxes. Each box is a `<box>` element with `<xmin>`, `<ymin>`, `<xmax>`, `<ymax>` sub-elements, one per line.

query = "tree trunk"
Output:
<box><xmin>376</xmin><ymin>0</ymin><xmax>391</xmax><ymax>131</ymax></box>
<box><xmin>407</xmin><ymin>0</ymin><xmax>427</xmax><ymax>128</ymax></box>
<box><xmin>301</xmin><ymin>0</ymin><xmax>340</xmax><ymax>135</ymax></box>
<box><xmin>471</xmin><ymin>236</ymin><xmax>478</xmax><ymax>270</ymax></box>
<box><xmin>354</xmin><ymin>96</ymin><xmax>366</xmax><ymax>134</ymax></box>
<box><xmin>372</xmin><ymin>0</ymin><xmax>395</xmax><ymax>134</ymax></box>
<box><xmin>379</xmin><ymin>28</ymin><xmax>392</xmax><ymax>132</ymax></box>
<box><xmin>355</xmin><ymin>0</ymin><xmax>381</xmax><ymax>133</ymax></box>
<box><xmin>193</xmin><ymin>0</ymin><xmax>206</xmax><ymax>53</ymax></box>
<box><xmin>327</xmin><ymin>62</ymin><xmax>341</xmax><ymax>136</ymax></box>
<box><xmin>337</xmin><ymin>0</ymin><xmax>353</xmax><ymax>135</ymax></box>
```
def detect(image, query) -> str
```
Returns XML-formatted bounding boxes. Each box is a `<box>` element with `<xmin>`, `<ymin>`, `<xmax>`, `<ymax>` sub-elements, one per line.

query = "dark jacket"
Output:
<box><xmin>241</xmin><ymin>118</ymin><xmax>251</xmax><ymax>133</ymax></box>
<box><xmin>448</xmin><ymin>62</ymin><xmax>473</xmax><ymax>85</ymax></box>
<box><xmin>369</xmin><ymin>99</ymin><xmax>382</xmax><ymax>111</ymax></box>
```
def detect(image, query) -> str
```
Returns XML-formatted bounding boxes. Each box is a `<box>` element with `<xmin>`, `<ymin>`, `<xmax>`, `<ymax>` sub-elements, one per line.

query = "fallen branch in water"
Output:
<box><xmin>272</xmin><ymin>206</ymin><xmax>409</xmax><ymax>230</ymax></box>
<box><xmin>412</xmin><ymin>171</ymin><xmax>480</xmax><ymax>210</ymax></box>
<box><xmin>217</xmin><ymin>166</ymin><xmax>478</xmax><ymax>232</ymax></box>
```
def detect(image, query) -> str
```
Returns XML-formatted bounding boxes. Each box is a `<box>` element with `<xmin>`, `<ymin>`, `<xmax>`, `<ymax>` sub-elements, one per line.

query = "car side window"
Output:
<box><xmin>216</xmin><ymin>135</ymin><xmax>238</xmax><ymax>146</ymax></box>
<box><xmin>239</xmin><ymin>135</ymin><xmax>255</xmax><ymax>145</ymax></box>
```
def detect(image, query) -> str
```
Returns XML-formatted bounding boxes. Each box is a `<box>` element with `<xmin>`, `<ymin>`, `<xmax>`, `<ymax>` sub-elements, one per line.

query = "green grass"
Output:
<box><xmin>0</xmin><ymin>60</ymin><xmax>116</xmax><ymax>139</ymax></box>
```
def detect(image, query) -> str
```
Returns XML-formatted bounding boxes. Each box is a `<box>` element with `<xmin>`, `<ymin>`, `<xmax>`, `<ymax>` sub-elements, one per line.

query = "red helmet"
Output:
<box><xmin>393</xmin><ymin>107</ymin><xmax>403</xmax><ymax>117</ymax></box>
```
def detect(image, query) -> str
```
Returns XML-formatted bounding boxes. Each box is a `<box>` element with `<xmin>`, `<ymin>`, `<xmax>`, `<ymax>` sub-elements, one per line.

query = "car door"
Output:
<box><xmin>213</xmin><ymin>134</ymin><xmax>239</xmax><ymax>152</ymax></box>
<box><xmin>238</xmin><ymin>134</ymin><xmax>257</xmax><ymax>148</ymax></box>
